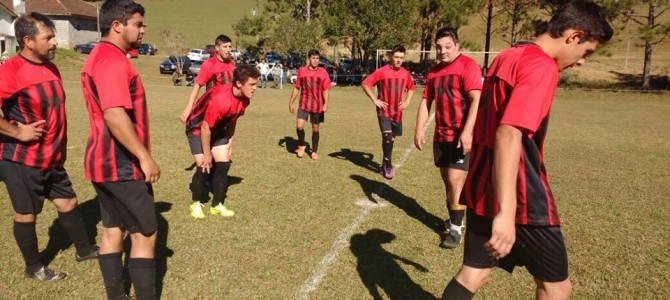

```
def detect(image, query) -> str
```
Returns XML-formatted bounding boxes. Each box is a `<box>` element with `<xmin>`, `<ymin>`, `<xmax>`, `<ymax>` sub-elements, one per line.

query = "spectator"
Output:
<box><xmin>257</xmin><ymin>59</ymin><xmax>270</xmax><ymax>88</ymax></box>
<box><xmin>272</xmin><ymin>62</ymin><xmax>282</xmax><ymax>88</ymax></box>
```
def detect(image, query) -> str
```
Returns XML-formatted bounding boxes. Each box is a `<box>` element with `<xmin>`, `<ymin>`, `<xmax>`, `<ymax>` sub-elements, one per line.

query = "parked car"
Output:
<box><xmin>189</xmin><ymin>60</ymin><xmax>204</xmax><ymax>75</ymax></box>
<box><xmin>241</xmin><ymin>51</ymin><xmax>258</xmax><ymax>62</ymax></box>
<box><xmin>285</xmin><ymin>54</ymin><xmax>303</xmax><ymax>69</ymax></box>
<box><xmin>411</xmin><ymin>70</ymin><xmax>426</xmax><ymax>86</ymax></box>
<box><xmin>73</xmin><ymin>41</ymin><xmax>97</xmax><ymax>54</ymax></box>
<box><xmin>204</xmin><ymin>44</ymin><xmax>216</xmax><ymax>56</ymax></box>
<box><xmin>138</xmin><ymin>43</ymin><xmax>157</xmax><ymax>55</ymax></box>
<box><xmin>159</xmin><ymin>56</ymin><xmax>192</xmax><ymax>74</ymax></box>
<box><xmin>126</xmin><ymin>49</ymin><xmax>138</xmax><ymax>58</ymax></box>
<box><xmin>187</xmin><ymin>48</ymin><xmax>210</xmax><ymax>61</ymax></box>
<box><xmin>265</xmin><ymin>51</ymin><xmax>286</xmax><ymax>65</ymax></box>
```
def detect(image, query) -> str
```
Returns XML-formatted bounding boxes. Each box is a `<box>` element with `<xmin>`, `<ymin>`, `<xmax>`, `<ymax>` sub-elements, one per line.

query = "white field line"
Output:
<box><xmin>296</xmin><ymin>113</ymin><xmax>435</xmax><ymax>300</ymax></box>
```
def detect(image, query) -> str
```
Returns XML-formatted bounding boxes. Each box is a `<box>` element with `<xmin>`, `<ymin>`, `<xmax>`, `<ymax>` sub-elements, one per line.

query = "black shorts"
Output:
<box><xmin>93</xmin><ymin>180</ymin><xmax>157</xmax><ymax>235</ymax></box>
<box><xmin>463</xmin><ymin>210</ymin><xmax>569</xmax><ymax>282</ymax></box>
<box><xmin>297</xmin><ymin>109</ymin><xmax>325</xmax><ymax>124</ymax></box>
<box><xmin>433</xmin><ymin>142</ymin><xmax>469</xmax><ymax>170</ymax></box>
<box><xmin>377</xmin><ymin>115</ymin><xmax>402</xmax><ymax>136</ymax></box>
<box><xmin>187</xmin><ymin>134</ymin><xmax>230</xmax><ymax>155</ymax></box>
<box><xmin>0</xmin><ymin>160</ymin><xmax>76</xmax><ymax>215</ymax></box>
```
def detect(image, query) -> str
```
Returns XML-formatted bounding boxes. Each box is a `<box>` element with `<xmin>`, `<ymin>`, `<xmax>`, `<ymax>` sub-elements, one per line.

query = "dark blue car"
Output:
<box><xmin>73</xmin><ymin>41</ymin><xmax>97</xmax><ymax>54</ymax></box>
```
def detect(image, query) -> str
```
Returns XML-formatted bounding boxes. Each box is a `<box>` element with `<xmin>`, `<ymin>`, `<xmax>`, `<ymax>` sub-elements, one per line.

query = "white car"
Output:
<box><xmin>187</xmin><ymin>48</ymin><xmax>210</xmax><ymax>61</ymax></box>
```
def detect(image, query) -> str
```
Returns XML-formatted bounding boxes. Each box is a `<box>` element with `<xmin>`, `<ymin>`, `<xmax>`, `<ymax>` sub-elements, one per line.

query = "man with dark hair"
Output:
<box><xmin>288</xmin><ymin>49</ymin><xmax>332</xmax><ymax>160</ymax></box>
<box><xmin>414</xmin><ymin>27</ymin><xmax>482</xmax><ymax>249</ymax></box>
<box><xmin>0</xmin><ymin>12</ymin><xmax>98</xmax><ymax>282</ymax></box>
<box><xmin>185</xmin><ymin>64</ymin><xmax>260</xmax><ymax>218</ymax></box>
<box><xmin>80</xmin><ymin>1</ymin><xmax>160</xmax><ymax>299</ymax></box>
<box><xmin>179</xmin><ymin>34</ymin><xmax>236</xmax><ymax>219</ymax></box>
<box><xmin>362</xmin><ymin>44</ymin><xmax>415</xmax><ymax>179</ymax></box>
<box><xmin>441</xmin><ymin>1</ymin><xmax>613</xmax><ymax>299</ymax></box>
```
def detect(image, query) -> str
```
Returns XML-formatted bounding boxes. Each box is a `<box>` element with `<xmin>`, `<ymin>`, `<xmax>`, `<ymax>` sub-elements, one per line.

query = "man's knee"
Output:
<box><xmin>536</xmin><ymin>279</ymin><xmax>572</xmax><ymax>300</ymax></box>
<box><xmin>14</xmin><ymin>213</ymin><xmax>36</xmax><ymax>222</ymax></box>
<box><xmin>455</xmin><ymin>265</ymin><xmax>492</xmax><ymax>294</ymax></box>
<box><xmin>52</xmin><ymin>197</ymin><xmax>78</xmax><ymax>213</ymax></box>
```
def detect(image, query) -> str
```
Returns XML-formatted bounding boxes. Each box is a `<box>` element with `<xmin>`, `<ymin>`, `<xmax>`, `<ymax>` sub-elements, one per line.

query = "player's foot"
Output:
<box><xmin>296</xmin><ymin>145</ymin><xmax>306</xmax><ymax>158</ymax></box>
<box><xmin>25</xmin><ymin>266</ymin><xmax>66</xmax><ymax>281</ymax></box>
<box><xmin>310</xmin><ymin>152</ymin><xmax>319</xmax><ymax>160</ymax></box>
<box><xmin>189</xmin><ymin>202</ymin><xmax>205</xmax><ymax>219</ymax></box>
<box><xmin>75</xmin><ymin>245</ymin><xmax>99</xmax><ymax>262</ymax></box>
<box><xmin>383</xmin><ymin>165</ymin><xmax>394</xmax><ymax>179</ymax></box>
<box><xmin>210</xmin><ymin>203</ymin><xmax>235</xmax><ymax>217</ymax></box>
<box><xmin>440</xmin><ymin>228</ymin><xmax>463</xmax><ymax>249</ymax></box>
<box><xmin>379</xmin><ymin>165</ymin><xmax>386</xmax><ymax>175</ymax></box>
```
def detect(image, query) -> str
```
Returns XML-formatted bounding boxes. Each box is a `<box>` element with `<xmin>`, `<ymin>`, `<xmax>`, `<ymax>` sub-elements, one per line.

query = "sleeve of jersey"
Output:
<box><xmin>500</xmin><ymin>56</ymin><xmax>558</xmax><ymax>133</ymax></box>
<box><xmin>0</xmin><ymin>66</ymin><xmax>15</xmax><ymax>100</ymax></box>
<box><xmin>405</xmin><ymin>71</ymin><xmax>416</xmax><ymax>90</ymax></box>
<box><xmin>321</xmin><ymin>70</ymin><xmax>332</xmax><ymax>90</ymax></box>
<box><xmin>94</xmin><ymin>59</ymin><xmax>133</xmax><ymax>110</ymax></box>
<box><xmin>361</xmin><ymin>70</ymin><xmax>379</xmax><ymax>87</ymax></box>
<box><xmin>463</xmin><ymin>60</ymin><xmax>483</xmax><ymax>91</ymax></box>
<box><xmin>195</xmin><ymin>60</ymin><xmax>211</xmax><ymax>86</ymax></box>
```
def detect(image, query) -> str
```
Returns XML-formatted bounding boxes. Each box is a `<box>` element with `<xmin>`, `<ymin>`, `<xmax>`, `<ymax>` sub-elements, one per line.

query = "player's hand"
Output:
<box><xmin>485</xmin><ymin>213</ymin><xmax>516</xmax><ymax>259</ymax></box>
<box><xmin>200</xmin><ymin>153</ymin><xmax>213</xmax><ymax>174</ymax></box>
<box><xmin>289</xmin><ymin>105</ymin><xmax>295</xmax><ymax>115</ymax></box>
<box><xmin>398</xmin><ymin>101</ymin><xmax>409</xmax><ymax>111</ymax></box>
<box><xmin>458</xmin><ymin>131</ymin><xmax>473</xmax><ymax>155</ymax></box>
<box><xmin>15</xmin><ymin>120</ymin><xmax>47</xmax><ymax>142</ymax></box>
<box><xmin>140</xmin><ymin>157</ymin><xmax>161</xmax><ymax>183</ymax></box>
<box><xmin>374</xmin><ymin>99</ymin><xmax>388</xmax><ymax>110</ymax></box>
<box><xmin>179</xmin><ymin>109</ymin><xmax>190</xmax><ymax>124</ymax></box>
<box><xmin>323</xmin><ymin>103</ymin><xmax>329</xmax><ymax>112</ymax></box>
<box><xmin>414</xmin><ymin>132</ymin><xmax>425</xmax><ymax>150</ymax></box>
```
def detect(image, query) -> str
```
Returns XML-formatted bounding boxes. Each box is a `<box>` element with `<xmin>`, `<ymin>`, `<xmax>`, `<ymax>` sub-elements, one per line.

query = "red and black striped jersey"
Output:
<box><xmin>296</xmin><ymin>66</ymin><xmax>331</xmax><ymax>113</ymax></box>
<box><xmin>422</xmin><ymin>55</ymin><xmax>482</xmax><ymax>142</ymax></box>
<box><xmin>203</xmin><ymin>84</ymin><xmax>249</xmax><ymax>136</ymax></box>
<box><xmin>362</xmin><ymin>65</ymin><xmax>415</xmax><ymax>122</ymax></box>
<box><xmin>80</xmin><ymin>42</ymin><xmax>151</xmax><ymax>183</ymax></box>
<box><xmin>195</xmin><ymin>56</ymin><xmax>236</xmax><ymax>90</ymax></box>
<box><xmin>461</xmin><ymin>43</ymin><xmax>561</xmax><ymax>226</ymax></box>
<box><xmin>0</xmin><ymin>55</ymin><xmax>67</xmax><ymax>170</ymax></box>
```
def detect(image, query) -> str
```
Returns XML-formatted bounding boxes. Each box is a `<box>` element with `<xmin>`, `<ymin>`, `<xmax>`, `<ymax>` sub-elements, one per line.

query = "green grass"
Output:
<box><xmin>0</xmin><ymin>51</ymin><xmax>669</xmax><ymax>299</ymax></box>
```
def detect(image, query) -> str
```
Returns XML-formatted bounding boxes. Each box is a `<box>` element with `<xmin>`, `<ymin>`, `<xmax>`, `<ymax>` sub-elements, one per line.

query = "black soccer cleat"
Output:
<box><xmin>25</xmin><ymin>266</ymin><xmax>66</xmax><ymax>281</ymax></box>
<box><xmin>440</xmin><ymin>229</ymin><xmax>463</xmax><ymax>249</ymax></box>
<box><xmin>75</xmin><ymin>245</ymin><xmax>100</xmax><ymax>262</ymax></box>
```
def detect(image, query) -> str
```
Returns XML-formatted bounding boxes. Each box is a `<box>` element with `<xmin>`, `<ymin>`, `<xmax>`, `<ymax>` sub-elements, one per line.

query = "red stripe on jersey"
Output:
<box><xmin>362</xmin><ymin>65</ymin><xmax>415</xmax><ymax>122</ymax></box>
<box><xmin>0</xmin><ymin>55</ymin><xmax>67</xmax><ymax>170</ymax></box>
<box><xmin>196</xmin><ymin>57</ymin><xmax>236</xmax><ymax>90</ymax></box>
<box><xmin>423</xmin><ymin>55</ymin><xmax>482</xmax><ymax>142</ymax></box>
<box><xmin>81</xmin><ymin>42</ymin><xmax>150</xmax><ymax>182</ymax></box>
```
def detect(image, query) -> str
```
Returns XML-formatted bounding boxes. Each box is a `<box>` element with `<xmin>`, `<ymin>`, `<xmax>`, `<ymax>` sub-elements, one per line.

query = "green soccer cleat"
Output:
<box><xmin>189</xmin><ymin>202</ymin><xmax>206</xmax><ymax>219</ymax></box>
<box><xmin>210</xmin><ymin>203</ymin><xmax>235</xmax><ymax>217</ymax></box>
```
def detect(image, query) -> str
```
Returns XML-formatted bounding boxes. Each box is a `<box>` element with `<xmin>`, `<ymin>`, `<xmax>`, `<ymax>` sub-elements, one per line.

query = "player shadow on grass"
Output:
<box><xmin>40</xmin><ymin>197</ymin><xmax>101</xmax><ymax>266</ymax></box>
<box><xmin>350</xmin><ymin>229</ymin><xmax>436</xmax><ymax>300</ymax></box>
<box><xmin>278</xmin><ymin>136</ymin><xmax>315</xmax><ymax>155</ymax></box>
<box><xmin>328</xmin><ymin>148</ymin><xmax>380</xmax><ymax>173</ymax></box>
<box><xmin>350</xmin><ymin>175</ymin><xmax>444</xmax><ymax>235</ymax></box>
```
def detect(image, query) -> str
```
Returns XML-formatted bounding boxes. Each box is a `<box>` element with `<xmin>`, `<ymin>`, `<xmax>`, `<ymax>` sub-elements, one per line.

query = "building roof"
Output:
<box><xmin>0</xmin><ymin>0</ymin><xmax>17</xmax><ymax>17</ymax></box>
<box><xmin>26</xmin><ymin>0</ymin><xmax>97</xmax><ymax>20</ymax></box>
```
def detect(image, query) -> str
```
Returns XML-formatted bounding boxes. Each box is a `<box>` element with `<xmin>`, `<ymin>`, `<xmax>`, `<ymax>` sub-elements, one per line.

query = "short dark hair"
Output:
<box><xmin>389</xmin><ymin>44</ymin><xmax>406</xmax><ymax>56</ymax></box>
<box><xmin>546</xmin><ymin>0</ymin><xmax>613</xmax><ymax>44</ymax></box>
<box><xmin>435</xmin><ymin>27</ymin><xmax>459</xmax><ymax>44</ymax></box>
<box><xmin>307</xmin><ymin>49</ymin><xmax>320</xmax><ymax>58</ymax></box>
<box><xmin>215</xmin><ymin>35</ymin><xmax>232</xmax><ymax>45</ymax></box>
<box><xmin>99</xmin><ymin>0</ymin><xmax>145</xmax><ymax>37</ymax></box>
<box><xmin>15</xmin><ymin>13</ymin><xmax>55</xmax><ymax>49</ymax></box>
<box><xmin>234</xmin><ymin>64</ymin><xmax>261</xmax><ymax>84</ymax></box>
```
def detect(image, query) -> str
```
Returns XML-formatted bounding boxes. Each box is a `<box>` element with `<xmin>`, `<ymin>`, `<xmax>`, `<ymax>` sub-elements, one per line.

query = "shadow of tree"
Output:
<box><xmin>351</xmin><ymin>229</ymin><xmax>436</xmax><ymax>300</ymax></box>
<box><xmin>606</xmin><ymin>71</ymin><xmax>669</xmax><ymax>90</ymax></box>
<box><xmin>329</xmin><ymin>148</ymin><xmax>380</xmax><ymax>173</ymax></box>
<box><xmin>351</xmin><ymin>175</ymin><xmax>444</xmax><ymax>235</ymax></box>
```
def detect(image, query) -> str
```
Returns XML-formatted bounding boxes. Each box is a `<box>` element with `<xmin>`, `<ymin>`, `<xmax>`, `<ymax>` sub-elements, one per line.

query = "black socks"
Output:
<box><xmin>211</xmin><ymin>161</ymin><xmax>231</xmax><ymax>206</ymax></box>
<box><xmin>297</xmin><ymin>128</ymin><xmax>306</xmax><ymax>146</ymax></box>
<box><xmin>58</xmin><ymin>208</ymin><xmax>94</xmax><ymax>256</ymax></box>
<box><xmin>442</xmin><ymin>277</ymin><xmax>474</xmax><ymax>300</ymax></box>
<box><xmin>190</xmin><ymin>167</ymin><xmax>209</xmax><ymax>202</ymax></box>
<box><xmin>382</xmin><ymin>132</ymin><xmax>394</xmax><ymax>167</ymax></box>
<box><xmin>129</xmin><ymin>258</ymin><xmax>156</xmax><ymax>300</ymax></box>
<box><xmin>312</xmin><ymin>131</ymin><xmax>320</xmax><ymax>153</ymax></box>
<box><xmin>13</xmin><ymin>221</ymin><xmax>41</xmax><ymax>272</ymax></box>
<box><xmin>99</xmin><ymin>252</ymin><xmax>126</xmax><ymax>300</ymax></box>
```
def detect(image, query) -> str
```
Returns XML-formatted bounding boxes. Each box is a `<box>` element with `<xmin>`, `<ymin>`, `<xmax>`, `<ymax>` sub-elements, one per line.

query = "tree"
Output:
<box><xmin>231</xmin><ymin>15</ymin><xmax>266</xmax><ymax>52</ymax></box>
<box><xmin>619</xmin><ymin>0</ymin><xmax>670</xmax><ymax>88</ymax></box>
<box><xmin>160</xmin><ymin>29</ymin><xmax>188</xmax><ymax>74</ymax></box>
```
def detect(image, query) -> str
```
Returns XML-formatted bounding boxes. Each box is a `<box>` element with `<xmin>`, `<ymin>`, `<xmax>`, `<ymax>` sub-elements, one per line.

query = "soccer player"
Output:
<box><xmin>288</xmin><ymin>49</ymin><xmax>332</xmax><ymax>160</ymax></box>
<box><xmin>80</xmin><ymin>1</ymin><xmax>161</xmax><ymax>299</ymax></box>
<box><xmin>179</xmin><ymin>34</ymin><xmax>236</xmax><ymax>219</ymax></box>
<box><xmin>440</xmin><ymin>2</ymin><xmax>613</xmax><ymax>299</ymax></box>
<box><xmin>362</xmin><ymin>44</ymin><xmax>415</xmax><ymax>179</ymax></box>
<box><xmin>179</xmin><ymin>34</ymin><xmax>236</xmax><ymax>124</ymax></box>
<box><xmin>185</xmin><ymin>64</ymin><xmax>260</xmax><ymax>218</ymax></box>
<box><xmin>0</xmin><ymin>12</ymin><xmax>99</xmax><ymax>282</ymax></box>
<box><xmin>414</xmin><ymin>28</ymin><xmax>482</xmax><ymax>249</ymax></box>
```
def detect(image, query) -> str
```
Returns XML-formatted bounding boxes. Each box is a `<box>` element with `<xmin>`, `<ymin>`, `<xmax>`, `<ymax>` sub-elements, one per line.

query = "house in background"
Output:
<box><xmin>0</xmin><ymin>0</ymin><xmax>98</xmax><ymax>54</ymax></box>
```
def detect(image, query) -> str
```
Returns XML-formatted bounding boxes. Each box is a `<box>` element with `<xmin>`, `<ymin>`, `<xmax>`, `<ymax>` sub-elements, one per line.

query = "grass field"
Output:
<box><xmin>0</xmin><ymin>48</ymin><xmax>668</xmax><ymax>299</ymax></box>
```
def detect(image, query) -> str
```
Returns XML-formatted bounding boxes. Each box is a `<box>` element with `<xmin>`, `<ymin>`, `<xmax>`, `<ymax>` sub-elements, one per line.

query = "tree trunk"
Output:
<box><xmin>510</xmin><ymin>1</ymin><xmax>519</xmax><ymax>46</ymax></box>
<box><xmin>642</xmin><ymin>1</ymin><xmax>655</xmax><ymax>89</ymax></box>
<box><xmin>306</xmin><ymin>0</ymin><xmax>311</xmax><ymax>24</ymax></box>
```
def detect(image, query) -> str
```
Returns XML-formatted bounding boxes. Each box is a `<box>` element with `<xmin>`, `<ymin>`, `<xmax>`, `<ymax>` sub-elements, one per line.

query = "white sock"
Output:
<box><xmin>450</xmin><ymin>222</ymin><xmax>463</xmax><ymax>235</ymax></box>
